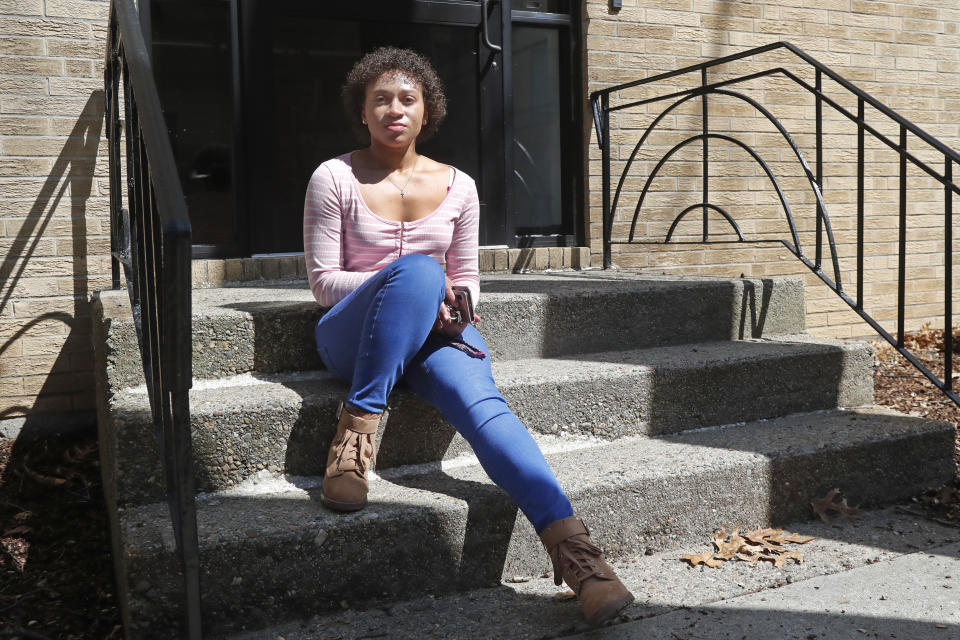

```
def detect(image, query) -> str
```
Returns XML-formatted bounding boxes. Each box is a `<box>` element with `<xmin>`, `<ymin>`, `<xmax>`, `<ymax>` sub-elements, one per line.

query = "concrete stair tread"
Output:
<box><xmin>186</xmin><ymin>271</ymin><xmax>795</xmax><ymax>312</ymax></box>
<box><xmin>114</xmin><ymin>334</ymin><xmax>867</xmax><ymax>406</ymax></box>
<box><xmin>216</xmin><ymin>506</ymin><xmax>960</xmax><ymax>640</ymax></box>
<box><xmin>106</xmin><ymin>336</ymin><xmax>874</xmax><ymax>506</ymax></box>
<box><xmin>94</xmin><ymin>274</ymin><xmax>806</xmax><ymax>388</ymax></box>
<box><xmin>116</xmin><ymin>406</ymin><xmax>954</xmax><ymax>636</ymax></box>
<box><xmin>122</xmin><ymin>405</ymin><xmax>951</xmax><ymax>555</ymax></box>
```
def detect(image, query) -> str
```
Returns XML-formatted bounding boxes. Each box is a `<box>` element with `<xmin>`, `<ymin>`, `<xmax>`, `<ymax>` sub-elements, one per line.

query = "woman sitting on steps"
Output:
<box><xmin>303</xmin><ymin>46</ymin><xmax>634</xmax><ymax>626</ymax></box>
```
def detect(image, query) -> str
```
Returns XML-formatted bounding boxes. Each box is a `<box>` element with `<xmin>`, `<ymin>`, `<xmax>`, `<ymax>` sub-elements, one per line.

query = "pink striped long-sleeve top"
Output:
<box><xmin>303</xmin><ymin>152</ymin><xmax>480</xmax><ymax>308</ymax></box>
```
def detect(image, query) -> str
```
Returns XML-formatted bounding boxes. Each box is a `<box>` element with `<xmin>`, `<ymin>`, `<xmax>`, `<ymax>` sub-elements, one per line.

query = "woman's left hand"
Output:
<box><xmin>433</xmin><ymin>276</ymin><xmax>472</xmax><ymax>337</ymax></box>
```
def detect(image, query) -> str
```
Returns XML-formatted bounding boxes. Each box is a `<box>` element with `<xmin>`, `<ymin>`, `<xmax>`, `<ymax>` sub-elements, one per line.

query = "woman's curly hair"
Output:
<box><xmin>342</xmin><ymin>46</ymin><xmax>447</xmax><ymax>143</ymax></box>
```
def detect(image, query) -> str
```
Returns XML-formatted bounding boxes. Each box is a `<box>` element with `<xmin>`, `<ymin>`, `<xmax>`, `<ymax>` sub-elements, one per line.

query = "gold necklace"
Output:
<box><xmin>386</xmin><ymin>156</ymin><xmax>419</xmax><ymax>199</ymax></box>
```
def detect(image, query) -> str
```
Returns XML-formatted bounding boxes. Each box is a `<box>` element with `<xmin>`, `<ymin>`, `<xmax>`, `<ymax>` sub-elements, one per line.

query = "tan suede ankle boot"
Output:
<box><xmin>540</xmin><ymin>516</ymin><xmax>635</xmax><ymax>626</ymax></box>
<box><xmin>320</xmin><ymin>403</ymin><xmax>380</xmax><ymax>512</ymax></box>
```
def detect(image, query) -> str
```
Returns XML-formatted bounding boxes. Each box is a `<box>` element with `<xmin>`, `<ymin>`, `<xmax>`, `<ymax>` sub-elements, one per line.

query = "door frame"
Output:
<box><xmin>141</xmin><ymin>0</ymin><xmax>583</xmax><ymax>255</ymax></box>
<box><xmin>510</xmin><ymin>6</ymin><xmax>583</xmax><ymax>248</ymax></box>
<box><xmin>240</xmin><ymin>0</ymin><xmax>511</xmax><ymax>252</ymax></box>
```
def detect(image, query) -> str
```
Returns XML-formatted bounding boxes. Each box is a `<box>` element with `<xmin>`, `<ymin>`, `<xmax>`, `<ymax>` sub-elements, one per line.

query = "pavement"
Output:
<box><xmin>572</xmin><ymin>540</ymin><xmax>960</xmax><ymax>640</ymax></box>
<box><xmin>224</xmin><ymin>505</ymin><xmax>960</xmax><ymax>640</ymax></box>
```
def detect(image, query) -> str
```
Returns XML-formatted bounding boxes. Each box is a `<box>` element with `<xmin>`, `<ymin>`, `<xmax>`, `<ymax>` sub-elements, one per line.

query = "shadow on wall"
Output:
<box><xmin>0</xmin><ymin>90</ymin><xmax>105</xmax><ymax>438</ymax></box>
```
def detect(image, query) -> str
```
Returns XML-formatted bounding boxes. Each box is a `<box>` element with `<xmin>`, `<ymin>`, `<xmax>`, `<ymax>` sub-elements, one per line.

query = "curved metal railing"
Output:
<box><xmin>591</xmin><ymin>41</ymin><xmax>960</xmax><ymax>406</ymax></box>
<box><xmin>104</xmin><ymin>0</ymin><xmax>200</xmax><ymax>636</ymax></box>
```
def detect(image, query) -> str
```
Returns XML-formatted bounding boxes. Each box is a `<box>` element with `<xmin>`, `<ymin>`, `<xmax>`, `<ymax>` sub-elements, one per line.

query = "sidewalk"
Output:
<box><xmin>227</xmin><ymin>506</ymin><xmax>960</xmax><ymax>640</ymax></box>
<box><xmin>573</xmin><ymin>539</ymin><xmax>960</xmax><ymax>639</ymax></box>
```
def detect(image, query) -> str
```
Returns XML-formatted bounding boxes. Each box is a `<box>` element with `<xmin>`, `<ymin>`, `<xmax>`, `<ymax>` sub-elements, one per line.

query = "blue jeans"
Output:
<box><xmin>314</xmin><ymin>253</ymin><xmax>574</xmax><ymax>533</ymax></box>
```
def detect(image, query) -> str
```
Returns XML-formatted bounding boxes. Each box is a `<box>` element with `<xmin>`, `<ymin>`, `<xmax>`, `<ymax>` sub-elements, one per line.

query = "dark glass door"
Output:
<box><xmin>148</xmin><ymin>0</ymin><xmax>580</xmax><ymax>256</ymax></box>
<box><xmin>241</xmin><ymin>0</ymin><xmax>508</xmax><ymax>253</ymax></box>
<box><xmin>150</xmin><ymin>0</ymin><xmax>240</xmax><ymax>254</ymax></box>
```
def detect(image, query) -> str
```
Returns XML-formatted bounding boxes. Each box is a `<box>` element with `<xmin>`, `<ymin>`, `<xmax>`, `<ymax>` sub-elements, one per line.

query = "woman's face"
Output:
<box><xmin>361</xmin><ymin>71</ymin><xmax>426</xmax><ymax>148</ymax></box>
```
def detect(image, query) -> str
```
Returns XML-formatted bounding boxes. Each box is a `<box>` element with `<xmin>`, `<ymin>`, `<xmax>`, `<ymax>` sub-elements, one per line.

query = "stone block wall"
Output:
<box><xmin>3</xmin><ymin>0</ymin><xmax>960</xmax><ymax>421</ymax></box>
<box><xmin>583</xmin><ymin>0</ymin><xmax>960</xmax><ymax>338</ymax></box>
<box><xmin>0</xmin><ymin>0</ymin><xmax>110</xmax><ymax>422</ymax></box>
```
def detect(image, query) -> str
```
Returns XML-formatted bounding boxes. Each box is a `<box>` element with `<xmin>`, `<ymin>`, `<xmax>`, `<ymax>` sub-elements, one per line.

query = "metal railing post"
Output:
<box><xmin>857</xmin><ymin>98</ymin><xmax>864</xmax><ymax>310</ymax></box>
<box><xmin>602</xmin><ymin>92</ymin><xmax>611</xmax><ymax>269</ymax></box>
<box><xmin>701</xmin><ymin>68</ymin><xmax>709</xmax><ymax>241</ymax></box>
<box><xmin>946</xmin><ymin>157</ymin><xmax>953</xmax><ymax>392</ymax></box>
<box><xmin>815</xmin><ymin>69</ymin><xmax>823</xmax><ymax>270</ymax></box>
<box><xmin>898</xmin><ymin>125</ymin><xmax>907</xmax><ymax>349</ymax></box>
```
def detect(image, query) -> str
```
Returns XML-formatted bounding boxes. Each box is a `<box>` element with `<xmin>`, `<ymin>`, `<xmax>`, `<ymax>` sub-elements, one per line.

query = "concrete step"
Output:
<box><xmin>92</xmin><ymin>273</ymin><xmax>805</xmax><ymax>391</ymax></box>
<box><xmin>218</xmin><ymin>506</ymin><xmax>960</xmax><ymax>640</ymax></box>
<box><xmin>111</xmin><ymin>407</ymin><xmax>955</xmax><ymax>638</ymax></box>
<box><xmin>102</xmin><ymin>335</ymin><xmax>872</xmax><ymax>507</ymax></box>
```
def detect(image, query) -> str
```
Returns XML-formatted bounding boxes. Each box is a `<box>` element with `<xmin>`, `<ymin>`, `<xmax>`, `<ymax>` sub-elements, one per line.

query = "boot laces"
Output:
<box><xmin>334</xmin><ymin>430</ymin><xmax>374</xmax><ymax>476</ymax></box>
<box><xmin>550</xmin><ymin>535</ymin><xmax>604</xmax><ymax>587</ymax></box>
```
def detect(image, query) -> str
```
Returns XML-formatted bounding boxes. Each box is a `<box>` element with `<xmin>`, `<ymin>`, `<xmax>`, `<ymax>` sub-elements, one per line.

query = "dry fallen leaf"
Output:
<box><xmin>683</xmin><ymin>526</ymin><xmax>815</xmax><ymax>569</ymax></box>
<box><xmin>682</xmin><ymin>551</ymin><xmax>724</xmax><ymax>568</ymax></box>
<box><xmin>764</xmin><ymin>550</ymin><xmax>804</xmax><ymax>568</ymax></box>
<box><xmin>736</xmin><ymin>550</ymin><xmax>763</xmax><ymax>566</ymax></box>
<box><xmin>837</xmin><ymin>497</ymin><xmax>862</xmax><ymax>521</ymax></box>
<box><xmin>743</xmin><ymin>527</ymin><xmax>788</xmax><ymax>546</ymax></box>
<box><xmin>811</xmin><ymin>488</ymin><xmax>861</xmax><ymax>524</ymax></box>
<box><xmin>712</xmin><ymin>526</ymin><xmax>745</xmax><ymax>560</ymax></box>
<box><xmin>782</xmin><ymin>532</ymin><xmax>815</xmax><ymax>544</ymax></box>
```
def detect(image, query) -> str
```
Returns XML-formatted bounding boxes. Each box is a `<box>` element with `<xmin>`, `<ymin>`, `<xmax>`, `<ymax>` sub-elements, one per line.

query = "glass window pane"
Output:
<box><xmin>515</xmin><ymin>0</ymin><xmax>570</xmax><ymax>13</ymax></box>
<box><xmin>512</xmin><ymin>25</ymin><xmax>563</xmax><ymax>233</ymax></box>
<box><xmin>247</xmin><ymin>15</ymin><xmax>481</xmax><ymax>254</ymax></box>
<box><xmin>152</xmin><ymin>0</ymin><xmax>235</xmax><ymax>247</ymax></box>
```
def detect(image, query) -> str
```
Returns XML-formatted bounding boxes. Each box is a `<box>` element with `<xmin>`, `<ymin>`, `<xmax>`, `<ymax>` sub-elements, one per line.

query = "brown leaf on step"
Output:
<box><xmin>837</xmin><ymin>497</ymin><xmax>862</xmax><ymax>521</ymax></box>
<box><xmin>743</xmin><ymin>527</ymin><xmax>785</xmax><ymax>546</ymax></box>
<box><xmin>685</xmin><ymin>525</ymin><xmax>814</xmax><ymax>569</ymax></box>
<box><xmin>811</xmin><ymin>488</ymin><xmax>841</xmax><ymax>523</ymax></box>
<box><xmin>782</xmin><ymin>532</ymin><xmax>815</xmax><ymax>544</ymax></box>
<box><xmin>736</xmin><ymin>550</ymin><xmax>762</xmax><ymax>566</ymax></box>
<box><xmin>761</xmin><ymin>550</ymin><xmax>804</xmax><ymax>568</ymax></box>
<box><xmin>712</xmin><ymin>526</ymin><xmax>745</xmax><ymax>560</ymax></box>
<box><xmin>811</xmin><ymin>488</ymin><xmax>861</xmax><ymax>524</ymax></box>
<box><xmin>682</xmin><ymin>551</ymin><xmax>724</xmax><ymax>568</ymax></box>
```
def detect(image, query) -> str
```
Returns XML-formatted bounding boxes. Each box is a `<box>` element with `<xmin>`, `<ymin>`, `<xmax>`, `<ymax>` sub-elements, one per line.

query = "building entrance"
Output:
<box><xmin>147</xmin><ymin>0</ymin><xmax>580</xmax><ymax>256</ymax></box>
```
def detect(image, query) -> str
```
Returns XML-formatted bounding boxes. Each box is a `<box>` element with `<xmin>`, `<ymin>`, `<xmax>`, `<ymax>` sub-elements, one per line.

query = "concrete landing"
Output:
<box><xmin>221</xmin><ymin>506</ymin><xmax>960</xmax><ymax>640</ymax></box>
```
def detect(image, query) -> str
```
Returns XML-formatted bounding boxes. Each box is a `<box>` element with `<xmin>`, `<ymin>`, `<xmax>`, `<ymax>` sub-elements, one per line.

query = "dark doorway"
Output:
<box><xmin>147</xmin><ymin>0</ymin><xmax>580</xmax><ymax>257</ymax></box>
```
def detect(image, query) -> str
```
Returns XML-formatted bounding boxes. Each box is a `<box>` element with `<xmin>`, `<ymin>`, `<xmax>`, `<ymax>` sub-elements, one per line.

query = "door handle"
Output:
<box><xmin>480</xmin><ymin>0</ymin><xmax>502</xmax><ymax>53</ymax></box>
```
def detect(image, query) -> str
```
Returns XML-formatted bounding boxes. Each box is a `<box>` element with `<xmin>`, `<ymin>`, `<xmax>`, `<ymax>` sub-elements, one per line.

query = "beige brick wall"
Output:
<box><xmin>583</xmin><ymin>0</ymin><xmax>960</xmax><ymax>339</ymax></box>
<box><xmin>0</xmin><ymin>0</ymin><xmax>109</xmax><ymax>420</ymax></box>
<box><xmin>3</xmin><ymin>1</ymin><xmax>959</xmax><ymax>421</ymax></box>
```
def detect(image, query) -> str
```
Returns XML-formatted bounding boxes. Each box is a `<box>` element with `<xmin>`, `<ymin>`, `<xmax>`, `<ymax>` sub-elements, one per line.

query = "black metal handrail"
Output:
<box><xmin>104</xmin><ymin>0</ymin><xmax>200</xmax><ymax>637</ymax></box>
<box><xmin>590</xmin><ymin>41</ymin><xmax>959</xmax><ymax>407</ymax></box>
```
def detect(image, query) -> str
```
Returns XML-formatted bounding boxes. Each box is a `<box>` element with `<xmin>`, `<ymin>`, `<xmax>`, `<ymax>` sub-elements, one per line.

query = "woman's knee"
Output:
<box><xmin>382</xmin><ymin>253</ymin><xmax>446</xmax><ymax>308</ymax></box>
<box><xmin>390</xmin><ymin>253</ymin><xmax>445</xmax><ymax>287</ymax></box>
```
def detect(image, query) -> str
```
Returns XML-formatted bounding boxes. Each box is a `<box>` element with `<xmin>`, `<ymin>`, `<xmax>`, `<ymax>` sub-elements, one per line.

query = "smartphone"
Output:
<box><xmin>452</xmin><ymin>286</ymin><xmax>474</xmax><ymax>324</ymax></box>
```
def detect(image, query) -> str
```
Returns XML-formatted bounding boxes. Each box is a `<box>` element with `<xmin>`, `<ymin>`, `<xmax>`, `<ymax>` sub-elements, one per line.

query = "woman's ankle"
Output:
<box><xmin>344</xmin><ymin>404</ymin><xmax>381</xmax><ymax>421</ymax></box>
